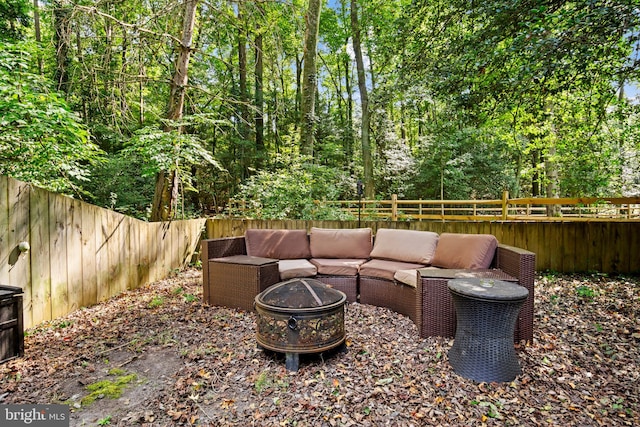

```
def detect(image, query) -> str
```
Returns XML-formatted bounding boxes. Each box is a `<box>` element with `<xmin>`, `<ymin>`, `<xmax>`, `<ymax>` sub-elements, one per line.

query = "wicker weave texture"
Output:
<box><xmin>315</xmin><ymin>275</ymin><xmax>358</xmax><ymax>303</ymax></box>
<box><xmin>207</xmin><ymin>259</ymin><xmax>279</xmax><ymax>312</ymax></box>
<box><xmin>202</xmin><ymin>237</ymin><xmax>247</xmax><ymax>303</ymax></box>
<box><xmin>420</xmin><ymin>278</ymin><xmax>456</xmax><ymax>338</ymax></box>
<box><xmin>359</xmin><ymin>277</ymin><xmax>419</xmax><ymax>323</ymax></box>
<box><xmin>496</xmin><ymin>245</ymin><xmax>536</xmax><ymax>342</ymax></box>
<box><xmin>448</xmin><ymin>290</ymin><xmax>526</xmax><ymax>382</ymax></box>
<box><xmin>419</xmin><ymin>269</ymin><xmax>519</xmax><ymax>339</ymax></box>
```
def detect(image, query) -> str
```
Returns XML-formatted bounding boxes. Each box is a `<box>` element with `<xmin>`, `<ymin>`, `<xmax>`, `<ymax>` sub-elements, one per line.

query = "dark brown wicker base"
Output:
<box><xmin>419</xmin><ymin>268</ymin><xmax>520</xmax><ymax>340</ymax></box>
<box><xmin>315</xmin><ymin>275</ymin><xmax>358</xmax><ymax>303</ymax></box>
<box><xmin>448</xmin><ymin>283</ymin><xmax>527</xmax><ymax>382</ymax></box>
<box><xmin>206</xmin><ymin>255</ymin><xmax>279</xmax><ymax>312</ymax></box>
<box><xmin>359</xmin><ymin>276</ymin><xmax>420</xmax><ymax>323</ymax></box>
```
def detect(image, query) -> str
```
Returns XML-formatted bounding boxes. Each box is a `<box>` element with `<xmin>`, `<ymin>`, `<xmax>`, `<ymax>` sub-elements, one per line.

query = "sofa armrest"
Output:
<box><xmin>202</xmin><ymin>237</ymin><xmax>247</xmax><ymax>261</ymax></box>
<box><xmin>495</xmin><ymin>244</ymin><xmax>536</xmax><ymax>343</ymax></box>
<box><xmin>202</xmin><ymin>237</ymin><xmax>247</xmax><ymax>291</ymax></box>
<box><xmin>494</xmin><ymin>244</ymin><xmax>536</xmax><ymax>288</ymax></box>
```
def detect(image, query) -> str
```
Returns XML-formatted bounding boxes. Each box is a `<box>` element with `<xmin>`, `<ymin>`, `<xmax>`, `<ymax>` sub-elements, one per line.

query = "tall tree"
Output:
<box><xmin>53</xmin><ymin>0</ymin><xmax>71</xmax><ymax>93</ymax></box>
<box><xmin>150</xmin><ymin>0</ymin><xmax>199</xmax><ymax>221</ymax></box>
<box><xmin>299</xmin><ymin>0</ymin><xmax>323</xmax><ymax>156</ymax></box>
<box><xmin>255</xmin><ymin>29</ymin><xmax>265</xmax><ymax>165</ymax></box>
<box><xmin>350</xmin><ymin>0</ymin><xmax>373</xmax><ymax>197</ymax></box>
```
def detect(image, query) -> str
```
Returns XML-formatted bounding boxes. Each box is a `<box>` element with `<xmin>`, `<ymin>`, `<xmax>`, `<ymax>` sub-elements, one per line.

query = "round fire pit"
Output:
<box><xmin>255</xmin><ymin>278</ymin><xmax>346</xmax><ymax>371</ymax></box>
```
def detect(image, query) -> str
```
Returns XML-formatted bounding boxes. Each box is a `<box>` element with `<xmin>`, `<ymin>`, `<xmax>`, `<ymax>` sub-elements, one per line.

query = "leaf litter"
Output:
<box><xmin>1</xmin><ymin>269</ymin><xmax>638</xmax><ymax>426</ymax></box>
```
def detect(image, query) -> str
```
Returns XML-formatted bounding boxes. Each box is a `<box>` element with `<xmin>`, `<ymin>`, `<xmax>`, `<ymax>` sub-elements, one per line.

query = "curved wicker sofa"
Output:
<box><xmin>201</xmin><ymin>228</ymin><xmax>536</xmax><ymax>343</ymax></box>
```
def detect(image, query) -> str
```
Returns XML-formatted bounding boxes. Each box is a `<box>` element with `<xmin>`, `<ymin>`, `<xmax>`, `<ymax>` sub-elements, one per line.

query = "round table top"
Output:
<box><xmin>448</xmin><ymin>278</ymin><xmax>528</xmax><ymax>301</ymax></box>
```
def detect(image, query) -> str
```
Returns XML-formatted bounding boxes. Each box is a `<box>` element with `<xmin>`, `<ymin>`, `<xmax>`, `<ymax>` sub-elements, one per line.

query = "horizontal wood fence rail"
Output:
<box><xmin>0</xmin><ymin>176</ymin><xmax>206</xmax><ymax>329</ymax></box>
<box><xmin>229</xmin><ymin>193</ymin><xmax>640</xmax><ymax>221</ymax></box>
<box><xmin>204</xmin><ymin>218</ymin><xmax>640</xmax><ymax>275</ymax></box>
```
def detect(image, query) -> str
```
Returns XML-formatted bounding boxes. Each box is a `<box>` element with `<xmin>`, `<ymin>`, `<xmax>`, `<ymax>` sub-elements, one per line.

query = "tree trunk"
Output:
<box><xmin>351</xmin><ymin>0</ymin><xmax>374</xmax><ymax>198</ymax></box>
<box><xmin>299</xmin><ymin>0</ymin><xmax>323</xmax><ymax>157</ymax></box>
<box><xmin>255</xmin><ymin>31</ymin><xmax>265</xmax><ymax>167</ymax></box>
<box><xmin>344</xmin><ymin>54</ymin><xmax>354</xmax><ymax>165</ymax></box>
<box><xmin>53</xmin><ymin>0</ymin><xmax>71</xmax><ymax>93</ymax></box>
<box><xmin>237</xmin><ymin>5</ymin><xmax>250</xmax><ymax>178</ymax></box>
<box><xmin>33</xmin><ymin>0</ymin><xmax>43</xmax><ymax>73</ymax></box>
<box><xmin>295</xmin><ymin>54</ymin><xmax>302</xmax><ymax>133</ymax></box>
<box><xmin>151</xmin><ymin>0</ymin><xmax>199</xmax><ymax>222</ymax></box>
<box><xmin>544</xmin><ymin>102</ymin><xmax>562</xmax><ymax>217</ymax></box>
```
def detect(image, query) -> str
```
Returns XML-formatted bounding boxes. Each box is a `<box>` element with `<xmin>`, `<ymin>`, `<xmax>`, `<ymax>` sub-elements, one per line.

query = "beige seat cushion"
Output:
<box><xmin>430</xmin><ymin>233</ymin><xmax>498</xmax><ymax>269</ymax></box>
<box><xmin>359</xmin><ymin>259</ymin><xmax>426</xmax><ymax>281</ymax></box>
<box><xmin>278</xmin><ymin>259</ymin><xmax>317</xmax><ymax>280</ymax></box>
<box><xmin>245</xmin><ymin>229</ymin><xmax>311</xmax><ymax>260</ymax></box>
<box><xmin>310</xmin><ymin>258</ymin><xmax>367</xmax><ymax>276</ymax></box>
<box><xmin>369</xmin><ymin>228</ymin><xmax>439</xmax><ymax>264</ymax></box>
<box><xmin>393</xmin><ymin>269</ymin><xmax>421</xmax><ymax>288</ymax></box>
<box><xmin>310</xmin><ymin>227</ymin><xmax>373</xmax><ymax>259</ymax></box>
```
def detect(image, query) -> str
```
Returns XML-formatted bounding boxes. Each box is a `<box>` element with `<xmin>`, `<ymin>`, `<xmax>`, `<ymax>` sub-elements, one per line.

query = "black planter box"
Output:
<box><xmin>0</xmin><ymin>285</ymin><xmax>24</xmax><ymax>364</ymax></box>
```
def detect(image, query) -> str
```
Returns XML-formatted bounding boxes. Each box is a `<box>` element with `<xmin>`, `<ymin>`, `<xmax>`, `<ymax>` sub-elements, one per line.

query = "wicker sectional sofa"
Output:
<box><xmin>201</xmin><ymin>227</ymin><xmax>536</xmax><ymax>342</ymax></box>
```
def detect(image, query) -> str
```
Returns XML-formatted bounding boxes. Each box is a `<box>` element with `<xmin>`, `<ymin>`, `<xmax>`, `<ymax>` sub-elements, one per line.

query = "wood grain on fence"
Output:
<box><xmin>0</xmin><ymin>176</ymin><xmax>205</xmax><ymax>329</ymax></box>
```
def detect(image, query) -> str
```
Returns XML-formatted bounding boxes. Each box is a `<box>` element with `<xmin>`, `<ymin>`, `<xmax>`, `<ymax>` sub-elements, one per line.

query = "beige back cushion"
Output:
<box><xmin>369</xmin><ymin>228</ymin><xmax>439</xmax><ymax>264</ymax></box>
<box><xmin>245</xmin><ymin>229</ymin><xmax>311</xmax><ymax>260</ymax></box>
<box><xmin>430</xmin><ymin>233</ymin><xmax>498</xmax><ymax>269</ymax></box>
<box><xmin>309</xmin><ymin>227</ymin><xmax>373</xmax><ymax>259</ymax></box>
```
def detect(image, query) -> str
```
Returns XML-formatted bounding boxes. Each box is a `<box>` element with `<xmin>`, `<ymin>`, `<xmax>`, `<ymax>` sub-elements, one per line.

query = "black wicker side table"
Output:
<box><xmin>447</xmin><ymin>278</ymin><xmax>529</xmax><ymax>382</ymax></box>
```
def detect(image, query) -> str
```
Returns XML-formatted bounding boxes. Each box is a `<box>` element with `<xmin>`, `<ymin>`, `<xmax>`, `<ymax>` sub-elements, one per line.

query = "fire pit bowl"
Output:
<box><xmin>255</xmin><ymin>278</ymin><xmax>347</xmax><ymax>371</ymax></box>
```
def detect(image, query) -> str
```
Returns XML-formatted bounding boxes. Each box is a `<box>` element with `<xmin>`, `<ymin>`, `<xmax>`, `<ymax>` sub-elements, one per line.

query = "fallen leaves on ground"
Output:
<box><xmin>1</xmin><ymin>269</ymin><xmax>638</xmax><ymax>426</ymax></box>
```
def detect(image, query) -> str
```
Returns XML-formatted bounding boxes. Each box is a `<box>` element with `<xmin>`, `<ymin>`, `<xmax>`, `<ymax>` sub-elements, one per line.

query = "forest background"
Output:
<box><xmin>2</xmin><ymin>0</ymin><xmax>640</xmax><ymax>221</ymax></box>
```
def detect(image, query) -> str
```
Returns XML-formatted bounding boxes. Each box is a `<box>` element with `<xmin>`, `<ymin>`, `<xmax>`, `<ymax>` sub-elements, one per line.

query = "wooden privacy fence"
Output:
<box><xmin>0</xmin><ymin>176</ymin><xmax>206</xmax><ymax>329</ymax></box>
<box><xmin>205</xmin><ymin>218</ymin><xmax>640</xmax><ymax>275</ymax></box>
<box><xmin>229</xmin><ymin>193</ymin><xmax>640</xmax><ymax>221</ymax></box>
<box><xmin>325</xmin><ymin>193</ymin><xmax>640</xmax><ymax>221</ymax></box>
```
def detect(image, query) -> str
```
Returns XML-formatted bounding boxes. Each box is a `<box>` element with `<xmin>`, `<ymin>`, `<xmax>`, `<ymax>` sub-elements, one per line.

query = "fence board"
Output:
<box><xmin>29</xmin><ymin>186</ymin><xmax>51</xmax><ymax>327</ymax></box>
<box><xmin>602</xmin><ymin>222</ymin><xmax>624</xmax><ymax>273</ymax></box>
<box><xmin>115</xmin><ymin>213</ymin><xmax>128</xmax><ymax>294</ymax></box>
<box><xmin>7</xmin><ymin>180</ymin><xmax>30</xmax><ymax>326</ymax></box>
<box><xmin>67</xmin><ymin>199</ymin><xmax>83</xmax><ymax>313</ymax></box>
<box><xmin>561</xmin><ymin>222</ymin><xmax>576</xmax><ymax>273</ymax></box>
<box><xmin>588</xmin><ymin>223</ymin><xmax>604</xmax><ymax>272</ymax></box>
<box><xmin>96</xmin><ymin>206</ymin><xmax>110</xmax><ymax>303</ymax></box>
<box><xmin>81</xmin><ymin>202</ymin><xmax>98</xmax><ymax>307</ymax></box>
<box><xmin>0</xmin><ymin>176</ymin><xmax>9</xmax><ymax>284</ymax></box>
<box><xmin>127</xmin><ymin>217</ymin><xmax>139</xmax><ymax>290</ymax></box>
<box><xmin>631</xmin><ymin>224</ymin><xmax>640</xmax><ymax>274</ymax></box>
<box><xmin>49</xmin><ymin>195</ymin><xmax>68</xmax><ymax>319</ymax></box>
<box><xmin>138</xmin><ymin>221</ymin><xmax>151</xmax><ymax>286</ymax></box>
<box><xmin>572</xmin><ymin>222</ymin><xmax>589</xmax><ymax>272</ymax></box>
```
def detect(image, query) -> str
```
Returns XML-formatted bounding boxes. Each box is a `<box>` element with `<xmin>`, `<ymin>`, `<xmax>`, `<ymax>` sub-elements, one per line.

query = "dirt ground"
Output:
<box><xmin>1</xmin><ymin>268</ymin><xmax>639</xmax><ymax>426</ymax></box>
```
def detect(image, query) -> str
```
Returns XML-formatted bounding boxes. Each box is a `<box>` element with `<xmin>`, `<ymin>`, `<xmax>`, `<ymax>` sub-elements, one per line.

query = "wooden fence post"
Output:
<box><xmin>502</xmin><ymin>191</ymin><xmax>509</xmax><ymax>220</ymax></box>
<box><xmin>391</xmin><ymin>194</ymin><xmax>398</xmax><ymax>221</ymax></box>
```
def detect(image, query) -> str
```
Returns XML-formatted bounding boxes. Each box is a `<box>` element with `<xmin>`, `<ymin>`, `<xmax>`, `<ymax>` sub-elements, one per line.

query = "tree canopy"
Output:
<box><xmin>2</xmin><ymin>0</ymin><xmax>639</xmax><ymax>219</ymax></box>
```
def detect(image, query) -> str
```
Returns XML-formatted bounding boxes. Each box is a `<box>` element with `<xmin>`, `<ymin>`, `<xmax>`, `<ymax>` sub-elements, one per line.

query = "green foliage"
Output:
<box><xmin>410</xmin><ymin>123</ymin><xmax>516</xmax><ymax>199</ymax></box>
<box><xmin>0</xmin><ymin>0</ymin><xmax>31</xmax><ymax>41</ymax></box>
<box><xmin>122</xmin><ymin>124</ymin><xmax>223</xmax><ymax>182</ymax></box>
<box><xmin>4</xmin><ymin>0</ymin><xmax>639</xmax><ymax>210</ymax></box>
<box><xmin>81</xmin><ymin>372</ymin><xmax>138</xmax><ymax>406</ymax></box>
<box><xmin>576</xmin><ymin>285</ymin><xmax>596</xmax><ymax>301</ymax></box>
<box><xmin>84</xmin><ymin>153</ymin><xmax>155</xmax><ymax>219</ymax></box>
<box><xmin>233</xmin><ymin>158</ymin><xmax>356</xmax><ymax>219</ymax></box>
<box><xmin>0</xmin><ymin>41</ymin><xmax>104</xmax><ymax>195</ymax></box>
<box><xmin>97</xmin><ymin>416</ymin><xmax>112</xmax><ymax>426</ymax></box>
<box><xmin>148</xmin><ymin>296</ymin><xmax>164</xmax><ymax>309</ymax></box>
